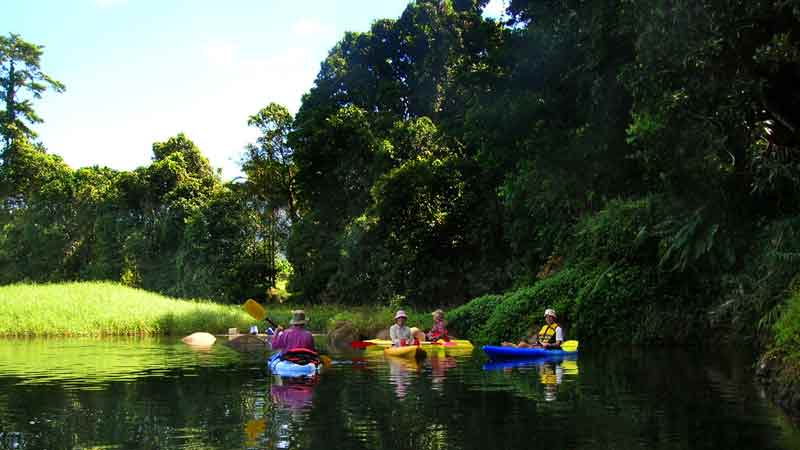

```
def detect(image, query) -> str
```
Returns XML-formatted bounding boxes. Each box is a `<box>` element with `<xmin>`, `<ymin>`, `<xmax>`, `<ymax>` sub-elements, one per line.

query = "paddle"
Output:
<box><xmin>244</xmin><ymin>299</ymin><xmax>332</xmax><ymax>367</ymax></box>
<box><xmin>243</xmin><ymin>299</ymin><xmax>280</xmax><ymax>329</ymax></box>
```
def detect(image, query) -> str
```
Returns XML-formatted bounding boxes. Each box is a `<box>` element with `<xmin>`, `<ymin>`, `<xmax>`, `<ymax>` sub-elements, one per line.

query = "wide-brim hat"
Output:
<box><xmin>394</xmin><ymin>310</ymin><xmax>408</xmax><ymax>320</ymax></box>
<box><xmin>290</xmin><ymin>310</ymin><xmax>307</xmax><ymax>325</ymax></box>
<box><xmin>543</xmin><ymin>308</ymin><xmax>557</xmax><ymax>318</ymax></box>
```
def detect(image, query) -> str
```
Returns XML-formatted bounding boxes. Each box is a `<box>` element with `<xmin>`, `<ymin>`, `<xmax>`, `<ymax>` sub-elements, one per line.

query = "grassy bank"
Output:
<box><xmin>0</xmin><ymin>282</ymin><xmax>256</xmax><ymax>336</ymax></box>
<box><xmin>0</xmin><ymin>282</ymin><xmax>429</xmax><ymax>337</ymax></box>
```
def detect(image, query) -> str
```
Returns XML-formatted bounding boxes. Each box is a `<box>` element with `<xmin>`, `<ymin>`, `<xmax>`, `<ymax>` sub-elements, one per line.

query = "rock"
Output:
<box><xmin>329</xmin><ymin>321</ymin><xmax>359</xmax><ymax>344</ymax></box>
<box><xmin>181</xmin><ymin>332</ymin><xmax>216</xmax><ymax>346</ymax></box>
<box><xmin>225</xmin><ymin>334</ymin><xmax>269</xmax><ymax>352</ymax></box>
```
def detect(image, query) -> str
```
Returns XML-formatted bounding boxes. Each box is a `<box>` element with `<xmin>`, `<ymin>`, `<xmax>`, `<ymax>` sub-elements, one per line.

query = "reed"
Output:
<box><xmin>0</xmin><ymin>282</ymin><xmax>431</xmax><ymax>337</ymax></box>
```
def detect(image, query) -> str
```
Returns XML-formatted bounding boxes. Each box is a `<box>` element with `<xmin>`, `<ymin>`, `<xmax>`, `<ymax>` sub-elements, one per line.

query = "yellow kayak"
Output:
<box><xmin>383</xmin><ymin>345</ymin><xmax>426</xmax><ymax>359</ymax></box>
<box><xmin>365</xmin><ymin>339</ymin><xmax>473</xmax><ymax>349</ymax></box>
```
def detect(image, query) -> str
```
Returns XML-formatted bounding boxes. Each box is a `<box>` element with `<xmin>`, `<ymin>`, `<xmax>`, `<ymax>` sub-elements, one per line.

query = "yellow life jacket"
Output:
<box><xmin>537</xmin><ymin>322</ymin><xmax>559</xmax><ymax>344</ymax></box>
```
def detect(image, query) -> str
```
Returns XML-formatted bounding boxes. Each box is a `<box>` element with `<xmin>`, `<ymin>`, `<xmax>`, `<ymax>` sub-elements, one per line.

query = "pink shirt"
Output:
<box><xmin>271</xmin><ymin>326</ymin><xmax>315</xmax><ymax>352</ymax></box>
<box><xmin>428</xmin><ymin>320</ymin><xmax>448</xmax><ymax>339</ymax></box>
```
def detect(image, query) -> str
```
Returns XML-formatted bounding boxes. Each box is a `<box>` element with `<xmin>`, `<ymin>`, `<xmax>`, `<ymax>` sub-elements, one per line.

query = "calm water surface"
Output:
<box><xmin>0</xmin><ymin>337</ymin><xmax>797</xmax><ymax>450</ymax></box>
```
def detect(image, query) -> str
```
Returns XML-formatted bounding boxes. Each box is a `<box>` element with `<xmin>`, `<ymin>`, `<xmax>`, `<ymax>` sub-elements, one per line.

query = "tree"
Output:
<box><xmin>0</xmin><ymin>33</ymin><xmax>65</xmax><ymax>153</ymax></box>
<box><xmin>242</xmin><ymin>103</ymin><xmax>298</xmax><ymax>288</ymax></box>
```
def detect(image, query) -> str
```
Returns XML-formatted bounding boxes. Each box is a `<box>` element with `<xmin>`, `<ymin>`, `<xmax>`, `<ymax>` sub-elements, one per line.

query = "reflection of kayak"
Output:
<box><xmin>482</xmin><ymin>345</ymin><xmax>577</xmax><ymax>359</ymax></box>
<box><xmin>483</xmin><ymin>354</ymin><xmax>578</xmax><ymax>371</ymax></box>
<box><xmin>385</xmin><ymin>354</ymin><xmax>421</xmax><ymax>371</ymax></box>
<box><xmin>268</xmin><ymin>351</ymin><xmax>321</xmax><ymax>377</ymax></box>
<box><xmin>384</xmin><ymin>346</ymin><xmax>426</xmax><ymax>359</ymax></box>
<box><xmin>271</xmin><ymin>378</ymin><xmax>316</xmax><ymax>409</ymax></box>
<box><xmin>366</xmin><ymin>339</ymin><xmax>473</xmax><ymax>349</ymax></box>
<box><xmin>426</xmin><ymin>344</ymin><xmax>473</xmax><ymax>358</ymax></box>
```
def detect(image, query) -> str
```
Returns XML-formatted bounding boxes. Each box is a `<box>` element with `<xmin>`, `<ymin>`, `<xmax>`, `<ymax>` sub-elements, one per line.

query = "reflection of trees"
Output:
<box><xmin>1</xmin><ymin>346</ymin><xmax>798</xmax><ymax>450</ymax></box>
<box><xmin>0</xmin><ymin>364</ymin><xmax>268</xmax><ymax>450</ymax></box>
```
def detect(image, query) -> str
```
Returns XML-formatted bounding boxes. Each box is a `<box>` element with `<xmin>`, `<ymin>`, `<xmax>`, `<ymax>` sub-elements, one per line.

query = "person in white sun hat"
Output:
<box><xmin>389</xmin><ymin>310</ymin><xmax>414</xmax><ymax>347</ymax></box>
<box><xmin>501</xmin><ymin>308</ymin><xmax>563</xmax><ymax>349</ymax></box>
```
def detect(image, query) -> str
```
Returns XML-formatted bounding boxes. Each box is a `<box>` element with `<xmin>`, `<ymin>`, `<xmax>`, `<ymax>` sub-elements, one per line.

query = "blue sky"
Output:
<box><xmin>2</xmin><ymin>0</ymin><xmax>506</xmax><ymax>179</ymax></box>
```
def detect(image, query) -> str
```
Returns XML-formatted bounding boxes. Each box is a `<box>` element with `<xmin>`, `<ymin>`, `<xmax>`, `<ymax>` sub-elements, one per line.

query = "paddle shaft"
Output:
<box><xmin>264</xmin><ymin>316</ymin><xmax>280</xmax><ymax>329</ymax></box>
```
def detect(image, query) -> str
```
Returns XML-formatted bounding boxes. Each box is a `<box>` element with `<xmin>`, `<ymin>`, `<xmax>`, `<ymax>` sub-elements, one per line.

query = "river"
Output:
<box><xmin>0</xmin><ymin>337</ymin><xmax>797</xmax><ymax>449</ymax></box>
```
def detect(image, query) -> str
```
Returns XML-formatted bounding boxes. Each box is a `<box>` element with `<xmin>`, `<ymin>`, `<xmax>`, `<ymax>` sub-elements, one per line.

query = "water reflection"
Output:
<box><xmin>386</xmin><ymin>355</ymin><xmax>420</xmax><ymax>399</ymax></box>
<box><xmin>0</xmin><ymin>336</ymin><xmax>241</xmax><ymax>389</ymax></box>
<box><xmin>1</xmin><ymin>339</ymin><xmax>799</xmax><ymax>450</ymax></box>
<box><xmin>271</xmin><ymin>376</ymin><xmax>318</xmax><ymax>410</ymax></box>
<box><xmin>429</xmin><ymin>355</ymin><xmax>457</xmax><ymax>390</ymax></box>
<box><xmin>481</xmin><ymin>355</ymin><xmax>579</xmax><ymax>402</ymax></box>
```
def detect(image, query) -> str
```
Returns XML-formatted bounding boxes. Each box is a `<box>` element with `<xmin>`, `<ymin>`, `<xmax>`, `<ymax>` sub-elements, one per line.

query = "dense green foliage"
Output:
<box><xmin>2</xmin><ymin>1</ymin><xmax>800</xmax><ymax>355</ymax></box>
<box><xmin>0</xmin><ymin>133</ymin><xmax>287</xmax><ymax>302</ymax></box>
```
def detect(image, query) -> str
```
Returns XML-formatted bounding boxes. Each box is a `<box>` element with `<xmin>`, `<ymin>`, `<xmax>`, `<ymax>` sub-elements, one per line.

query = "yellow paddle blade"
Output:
<box><xmin>320</xmin><ymin>355</ymin><xmax>332</xmax><ymax>367</ymax></box>
<box><xmin>561</xmin><ymin>340</ymin><xmax>579</xmax><ymax>352</ymax></box>
<box><xmin>243</xmin><ymin>299</ymin><xmax>266</xmax><ymax>321</ymax></box>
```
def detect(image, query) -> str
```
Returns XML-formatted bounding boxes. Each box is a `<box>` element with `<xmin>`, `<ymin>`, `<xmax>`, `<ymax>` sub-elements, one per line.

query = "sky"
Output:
<box><xmin>2</xmin><ymin>0</ymin><xmax>507</xmax><ymax>180</ymax></box>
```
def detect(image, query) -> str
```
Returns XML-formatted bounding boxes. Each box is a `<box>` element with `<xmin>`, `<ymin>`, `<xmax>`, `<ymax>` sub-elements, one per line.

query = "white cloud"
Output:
<box><xmin>482</xmin><ymin>0</ymin><xmax>507</xmax><ymax>19</ymax></box>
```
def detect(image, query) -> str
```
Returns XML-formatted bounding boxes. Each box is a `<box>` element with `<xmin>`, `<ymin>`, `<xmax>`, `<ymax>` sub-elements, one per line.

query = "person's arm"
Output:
<box><xmin>271</xmin><ymin>329</ymin><xmax>286</xmax><ymax>350</ymax></box>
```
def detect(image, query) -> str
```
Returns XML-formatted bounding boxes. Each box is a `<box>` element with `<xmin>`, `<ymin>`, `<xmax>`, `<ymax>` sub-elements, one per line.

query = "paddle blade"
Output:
<box><xmin>350</xmin><ymin>341</ymin><xmax>376</xmax><ymax>349</ymax></box>
<box><xmin>243</xmin><ymin>299</ymin><xmax>266</xmax><ymax>321</ymax></box>
<box><xmin>320</xmin><ymin>355</ymin><xmax>332</xmax><ymax>367</ymax></box>
<box><xmin>561</xmin><ymin>340</ymin><xmax>579</xmax><ymax>352</ymax></box>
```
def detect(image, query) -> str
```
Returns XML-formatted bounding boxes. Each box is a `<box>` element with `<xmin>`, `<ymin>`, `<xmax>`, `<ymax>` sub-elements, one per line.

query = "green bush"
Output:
<box><xmin>571</xmin><ymin>197</ymin><xmax>662</xmax><ymax>264</ymax></box>
<box><xmin>449</xmin><ymin>260</ymin><xmax>702</xmax><ymax>346</ymax></box>
<box><xmin>774</xmin><ymin>293</ymin><xmax>800</xmax><ymax>360</ymax></box>
<box><xmin>477</xmin><ymin>266</ymin><xmax>597</xmax><ymax>344</ymax></box>
<box><xmin>447</xmin><ymin>294</ymin><xmax>502</xmax><ymax>339</ymax></box>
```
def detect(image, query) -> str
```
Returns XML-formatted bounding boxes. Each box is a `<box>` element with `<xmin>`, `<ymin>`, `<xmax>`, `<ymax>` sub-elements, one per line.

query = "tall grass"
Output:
<box><xmin>0</xmin><ymin>282</ymin><xmax>434</xmax><ymax>337</ymax></box>
<box><xmin>0</xmin><ymin>282</ymin><xmax>256</xmax><ymax>336</ymax></box>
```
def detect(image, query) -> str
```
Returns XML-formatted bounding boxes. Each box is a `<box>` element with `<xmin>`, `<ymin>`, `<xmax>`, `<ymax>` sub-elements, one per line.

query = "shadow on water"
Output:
<box><xmin>0</xmin><ymin>338</ymin><xmax>799</xmax><ymax>450</ymax></box>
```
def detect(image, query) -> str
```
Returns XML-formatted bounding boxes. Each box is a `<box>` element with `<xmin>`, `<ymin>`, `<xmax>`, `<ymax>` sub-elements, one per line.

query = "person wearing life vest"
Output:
<box><xmin>272</xmin><ymin>310</ymin><xmax>316</xmax><ymax>352</ymax></box>
<box><xmin>502</xmin><ymin>308</ymin><xmax>563</xmax><ymax>349</ymax></box>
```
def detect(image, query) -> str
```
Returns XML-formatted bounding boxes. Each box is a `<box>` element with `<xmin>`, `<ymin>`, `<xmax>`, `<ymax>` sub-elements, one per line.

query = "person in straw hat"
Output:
<box><xmin>271</xmin><ymin>310</ymin><xmax>315</xmax><ymax>352</ymax></box>
<box><xmin>501</xmin><ymin>308</ymin><xmax>563</xmax><ymax>349</ymax></box>
<box><xmin>390</xmin><ymin>310</ymin><xmax>414</xmax><ymax>346</ymax></box>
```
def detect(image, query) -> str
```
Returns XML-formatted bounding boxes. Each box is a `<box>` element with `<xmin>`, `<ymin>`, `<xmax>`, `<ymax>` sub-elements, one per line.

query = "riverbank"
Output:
<box><xmin>757</xmin><ymin>293</ymin><xmax>800</xmax><ymax>416</ymax></box>
<box><xmin>0</xmin><ymin>282</ymin><xmax>431</xmax><ymax>338</ymax></box>
<box><xmin>0</xmin><ymin>282</ymin><xmax>253</xmax><ymax>336</ymax></box>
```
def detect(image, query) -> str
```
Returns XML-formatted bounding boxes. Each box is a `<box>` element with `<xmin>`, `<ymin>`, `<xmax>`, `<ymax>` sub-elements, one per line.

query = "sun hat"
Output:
<box><xmin>290</xmin><ymin>310</ymin><xmax>308</xmax><ymax>325</ymax></box>
<box><xmin>431</xmin><ymin>309</ymin><xmax>445</xmax><ymax>318</ymax></box>
<box><xmin>543</xmin><ymin>308</ymin><xmax>557</xmax><ymax>318</ymax></box>
<box><xmin>394</xmin><ymin>310</ymin><xmax>408</xmax><ymax>320</ymax></box>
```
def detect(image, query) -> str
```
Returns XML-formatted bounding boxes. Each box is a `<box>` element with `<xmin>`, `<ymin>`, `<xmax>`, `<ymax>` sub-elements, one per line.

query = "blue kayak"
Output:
<box><xmin>483</xmin><ymin>354</ymin><xmax>577</xmax><ymax>371</ymax></box>
<box><xmin>268</xmin><ymin>352</ymin><xmax>320</xmax><ymax>377</ymax></box>
<box><xmin>482</xmin><ymin>345</ymin><xmax>578</xmax><ymax>360</ymax></box>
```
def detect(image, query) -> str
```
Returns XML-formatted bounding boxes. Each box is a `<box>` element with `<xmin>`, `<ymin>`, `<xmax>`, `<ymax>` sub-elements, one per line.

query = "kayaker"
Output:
<box><xmin>502</xmin><ymin>308</ymin><xmax>563</xmax><ymax>349</ymax></box>
<box><xmin>427</xmin><ymin>309</ymin><xmax>449</xmax><ymax>342</ymax></box>
<box><xmin>389</xmin><ymin>310</ymin><xmax>413</xmax><ymax>346</ymax></box>
<box><xmin>271</xmin><ymin>310</ymin><xmax>316</xmax><ymax>352</ymax></box>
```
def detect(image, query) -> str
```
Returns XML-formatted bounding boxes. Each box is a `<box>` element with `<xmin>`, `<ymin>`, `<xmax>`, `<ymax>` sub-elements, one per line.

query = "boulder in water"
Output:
<box><xmin>181</xmin><ymin>332</ymin><xmax>216</xmax><ymax>346</ymax></box>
